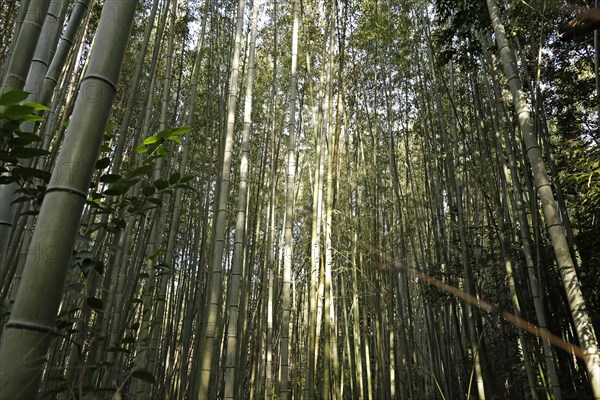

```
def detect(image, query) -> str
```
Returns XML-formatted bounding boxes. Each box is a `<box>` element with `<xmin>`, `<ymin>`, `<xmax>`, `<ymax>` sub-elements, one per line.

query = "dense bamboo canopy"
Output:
<box><xmin>0</xmin><ymin>0</ymin><xmax>599</xmax><ymax>399</ymax></box>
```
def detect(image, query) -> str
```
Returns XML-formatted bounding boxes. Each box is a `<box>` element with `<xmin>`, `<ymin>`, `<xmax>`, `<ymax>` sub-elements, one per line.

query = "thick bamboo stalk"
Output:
<box><xmin>486</xmin><ymin>1</ymin><xmax>600</xmax><ymax>397</ymax></box>
<box><xmin>0</xmin><ymin>2</ymin><xmax>137</xmax><ymax>398</ymax></box>
<box><xmin>0</xmin><ymin>0</ymin><xmax>52</xmax><ymax>268</ymax></box>
<box><xmin>278</xmin><ymin>1</ymin><xmax>299</xmax><ymax>398</ymax></box>
<box><xmin>197</xmin><ymin>0</ymin><xmax>246</xmax><ymax>395</ymax></box>
<box><xmin>223</xmin><ymin>0</ymin><xmax>259</xmax><ymax>397</ymax></box>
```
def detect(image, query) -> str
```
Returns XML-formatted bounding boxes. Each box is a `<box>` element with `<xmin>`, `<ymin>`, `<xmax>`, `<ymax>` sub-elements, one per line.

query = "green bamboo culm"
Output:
<box><xmin>0</xmin><ymin>1</ymin><xmax>138</xmax><ymax>399</ymax></box>
<box><xmin>486</xmin><ymin>0</ymin><xmax>600</xmax><ymax>397</ymax></box>
<box><xmin>0</xmin><ymin>0</ymin><xmax>51</xmax><ymax>267</ymax></box>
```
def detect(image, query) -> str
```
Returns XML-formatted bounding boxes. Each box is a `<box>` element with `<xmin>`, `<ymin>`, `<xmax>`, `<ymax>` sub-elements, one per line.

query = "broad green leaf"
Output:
<box><xmin>86</xmin><ymin>297</ymin><xmax>103</xmax><ymax>311</ymax></box>
<box><xmin>113</xmin><ymin>218</ymin><xmax>126</xmax><ymax>229</ymax></box>
<box><xmin>166</xmin><ymin>135</ymin><xmax>180</xmax><ymax>143</ymax></box>
<box><xmin>15</xmin><ymin>131</ymin><xmax>42</xmax><ymax>140</ymax></box>
<box><xmin>14</xmin><ymin>131</ymin><xmax>43</xmax><ymax>146</ymax></box>
<box><xmin>12</xmin><ymin>166</ymin><xmax>51</xmax><ymax>182</ymax></box>
<box><xmin>131</xmin><ymin>370</ymin><xmax>156</xmax><ymax>384</ymax></box>
<box><xmin>155</xmin><ymin>263</ymin><xmax>171</xmax><ymax>271</ymax></box>
<box><xmin>155</xmin><ymin>129</ymin><xmax>169</xmax><ymax>139</ymax></box>
<box><xmin>22</xmin><ymin>102</ymin><xmax>49</xmax><ymax>111</ymax></box>
<box><xmin>156</xmin><ymin>126</ymin><xmax>190</xmax><ymax>138</ymax></box>
<box><xmin>153</xmin><ymin>179</ymin><xmax>168</xmax><ymax>190</ymax></box>
<box><xmin>141</xmin><ymin>185</ymin><xmax>156</xmax><ymax>197</ymax></box>
<box><xmin>171</xmin><ymin>126</ymin><xmax>190</xmax><ymax>135</ymax></box>
<box><xmin>86</xmin><ymin>199</ymin><xmax>107</xmax><ymax>210</ymax></box>
<box><xmin>0</xmin><ymin>90</ymin><xmax>29</xmax><ymax>105</ymax></box>
<box><xmin>95</xmin><ymin>157</ymin><xmax>111</xmax><ymax>170</ymax></box>
<box><xmin>80</xmin><ymin>259</ymin><xmax>97</xmax><ymax>274</ymax></box>
<box><xmin>103</xmin><ymin>185</ymin><xmax>129</xmax><ymax>195</ymax></box>
<box><xmin>179</xmin><ymin>175</ymin><xmax>195</xmax><ymax>183</ymax></box>
<box><xmin>11</xmin><ymin>147</ymin><xmax>50</xmax><ymax>158</ymax></box>
<box><xmin>169</xmin><ymin>172</ymin><xmax>181</xmax><ymax>184</ymax></box>
<box><xmin>156</xmin><ymin>145</ymin><xmax>168</xmax><ymax>156</ymax></box>
<box><xmin>17</xmin><ymin>114</ymin><xmax>44</xmax><ymax>123</ymax></box>
<box><xmin>135</xmin><ymin>145</ymin><xmax>148</xmax><ymax>153</ymax></box>
<box><xmin>0</xmin><ymin>119</ymin><xmax>21</xmax><ymax>133</ymax></box>
<box><xmin>94</xmin><ymin>261</ymin><xmax>105</xmax><ymax>275</ymax></box>
<box><xmin>143</xmin><ymin>153</ymin><xmax>161</xmax><ymax>164</ymax></box>
<box><xmin>129</xmin><ymin>164</ymin><xmax>152</xmax><ymax>177</ymax></box>
<box><xmin>143</xmin><ymin>136</ymin><xmax>158</xmax><ymax>145</ymax></box>
<box><xmin>0</xmin><ymin>176</ymin><xmax>16</xmax><ymax>185</ymax></box>
<box><xmin>174</xmin><ymin>183</ymin><xmax>195</xmax><ymax>191</ymax></box>
<box><xmin>89</xmin><ymin>192</ymin><xmax>104</xmax><ymax>201</ymax></box>
<box><xmin>99</xmin><ymin>173</ymin><xmax>121</xmax><ymax>183</ymax></box>
<box><xmin>3</xmin><ymin>104</ymin><xmax>36</xmax><ymax>117</ymax></box>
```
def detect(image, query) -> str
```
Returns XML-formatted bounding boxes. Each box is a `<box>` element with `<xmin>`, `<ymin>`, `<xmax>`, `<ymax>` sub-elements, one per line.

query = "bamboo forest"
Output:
<box><xmin>1</xmin><ymin>0</ymin><xmax>600</xmax><ymax>399</ymax></box>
